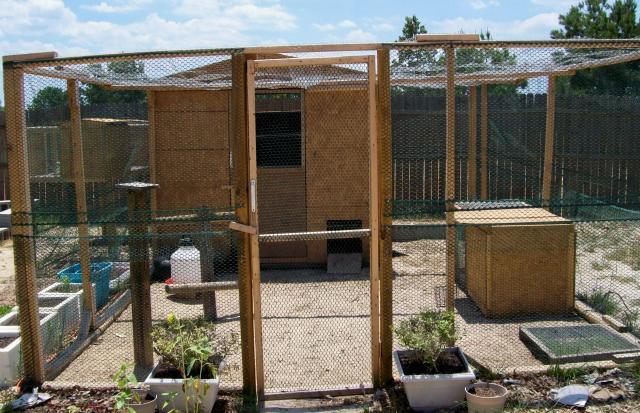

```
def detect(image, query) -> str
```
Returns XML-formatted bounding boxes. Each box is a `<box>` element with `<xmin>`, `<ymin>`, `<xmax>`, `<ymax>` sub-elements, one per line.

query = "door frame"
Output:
<box><xmin>246</xmin><ymin>54</ymin><xmax>380</xmax><ymax>397</ymax></box>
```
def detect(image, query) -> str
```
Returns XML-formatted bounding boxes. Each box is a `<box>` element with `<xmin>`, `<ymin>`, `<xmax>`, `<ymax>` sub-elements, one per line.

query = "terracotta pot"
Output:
<box><xmin>465</xmin><ymin>382</ymin><xmax>508</xmax><ymax>413</ymax></box>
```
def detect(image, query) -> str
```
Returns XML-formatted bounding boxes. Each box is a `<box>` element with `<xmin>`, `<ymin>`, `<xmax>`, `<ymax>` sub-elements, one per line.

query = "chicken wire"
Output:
<box><xmin>3</xmin><ymin>40</ymin><xmax>640</xmax><ymax>398</ymax></box>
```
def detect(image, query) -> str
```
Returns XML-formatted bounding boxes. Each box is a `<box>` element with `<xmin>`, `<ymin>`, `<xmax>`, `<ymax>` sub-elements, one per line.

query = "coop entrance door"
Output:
<box><xmin>255</xmin><ymin>91</ymin><xmax>307</xmax><ymax>260</ymax></box>
<box><xmin>246</xmin><ymin>55</ymin><xmax>380</xmax><ymax>397</ymax></box>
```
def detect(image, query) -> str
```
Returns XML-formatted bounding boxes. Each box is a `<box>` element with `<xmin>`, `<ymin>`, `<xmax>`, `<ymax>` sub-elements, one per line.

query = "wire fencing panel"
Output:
<box><xmin>387</xmin><ymin>42</ymin><xmax>640</xmax><ymax>376</ymax></box>
<box><xmin>252</xmin><ymin>58</ymin><xmax>374</xmax><ymax>393</ymax></box>
<box><xmin>12</xmin><ymin>52</ymin><xmax>246</xmax><ymax>391</ymax></box>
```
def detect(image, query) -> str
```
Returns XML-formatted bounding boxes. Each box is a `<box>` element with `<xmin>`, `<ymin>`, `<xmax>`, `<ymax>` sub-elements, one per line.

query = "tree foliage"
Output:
<box><xmin>81</xmin><ymin>61</ymin><xmax>147</xmax><ymax>104</ymax></box>
<box><xmin>551</xmin><ymin>0</ymin><xmax>640</xmax><ymax>95</ymax></box>
<box><xmin>28</xmin><ymin>86</ymin><xmax>68</xmax><ymax>111</ymax></box>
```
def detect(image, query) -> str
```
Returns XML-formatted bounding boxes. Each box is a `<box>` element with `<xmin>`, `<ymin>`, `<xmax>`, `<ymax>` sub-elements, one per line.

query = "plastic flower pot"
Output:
<box><xmin>125</xmin><ymin>390</ymin><xmax>157</xmax><ymax>413</ymax></box>
<box><xmin>144</xmin><ymin>362</ymin><xmax>219</xmax><ymax>413</ymax></box>
<box><xmin>465</xmin><ymin>382</ymin><xmax>508</xmax><ymax>413</ymax></box>
<box><xmin>393</xmin><ymin>347</ymin><xmax>475</xmax><ymax>411</ymax></box>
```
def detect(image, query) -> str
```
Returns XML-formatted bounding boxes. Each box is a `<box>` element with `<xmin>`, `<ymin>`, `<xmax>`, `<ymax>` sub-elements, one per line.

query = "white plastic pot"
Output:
<box><xmin>393</xmin><ymin>347</ymin><xmax>475</xmax><ymax>411</ymax></box>
<box><xmin>144</xmin><ymin>363</ymin><xmax>219</xmax><ymax>413</ymax></box>
<box><xmin>0</xmin><ymin>331</ymin><xmax>21</xmax><ymax>385</ymax></box>
<box><xmin>465</xmin><ymin>382</ymin><xmax>508</xmax><ymax>413</ymax></box>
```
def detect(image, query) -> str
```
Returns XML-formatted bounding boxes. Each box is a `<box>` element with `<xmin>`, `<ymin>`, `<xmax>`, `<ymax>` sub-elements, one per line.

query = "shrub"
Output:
<box><xmin>151</xmin><ymin>314</ymin><xmax>238</xmax><ymax>380</ymax></box>
<box><xmin>392</xmin><ymin>309</ymin><xmax>457</xmax><ymax>371</ymax></box>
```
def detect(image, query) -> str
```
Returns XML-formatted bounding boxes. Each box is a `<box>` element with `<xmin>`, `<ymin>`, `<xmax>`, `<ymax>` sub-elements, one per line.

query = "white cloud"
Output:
<box><xmin>338</xmin><ymin>19</ymin><xmax>357</xmax><ymax>29</ymax></box>
<box><xmin>531</xmin><ymin>0</ymin><xmax>578</xmax><ymax>11</ymax></box>
<box><xmin>82</xmin><ymin>0</ymin><xmax>151</xmax><ymax>14</ymax></box>
<box><xmin>469</xmin><ymin>0</ymin><xmax>499</xmax><ymax>10</ymax></box>
<box><xmin>430</xmin><ymin>12</ymin><xmax>559</xmax><ymax>40</ymax></box>
<box><xmin>313</xmin><ymin>23</ymin><xmax>336</xmax><ymax>31</ymax></box>
<box><xmin>344</xmin><ymin>29</ymin><xmax>376</xmax><ymax>43</ymax></box>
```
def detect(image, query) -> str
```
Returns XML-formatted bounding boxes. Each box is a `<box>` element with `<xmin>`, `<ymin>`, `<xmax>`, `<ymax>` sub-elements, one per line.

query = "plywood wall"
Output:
<box><xmin>304</xmin><ymin>87</ymin><xmax>370</xmax><ymax>263</ymax></box>
<box><xmin>152</xmin><ymin>90</ymin><xmax>232</xmax><ymax>211</ymax></box>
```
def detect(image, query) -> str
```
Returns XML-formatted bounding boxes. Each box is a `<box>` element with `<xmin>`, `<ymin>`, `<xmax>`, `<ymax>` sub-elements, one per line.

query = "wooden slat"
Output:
<box><xmin>246</xmin><ymin>59</ymin><xmax>265</xmax><ymax>397</ymax></box>
<box><xmin>480</xmin><ymin>83</ymin><xmax>489</xmax><ymax>200</ymax></box>
<box><xmin>416</xmin><ymin>34</ymin><xmax>480</xmax><ymax>42</ymax></box>
<box><xmin>229</xmin><ymin>221</ymin><xmax>257</xmax><ymax>235</ymax></box>
<box><xmin>231</xmin><ymin>53</ymin><xmax>257</xmax><ymax>396</ymax></box>
<box><xmin>244</xmin><ymin>43</ymin><xmax>380</xmax><ymax>54</ymax></box>
<box><xmin>468</xmin><ymin>86</ymin><xmax>478</xmax><ymax>199</ymax></box>
<box><xmin>253</xmin><ymin>55</ymin><xmax>370</xmax><ymax>69</ymax></box>
<box><xmin>367</xmin><ymin>55</ymin><xmax>381</xmax><ymax>387</ymax></box>
<box><xmin>3</xmin><ymin>51</ymin><xmax>57</xmax><ymax>63</ymax></box>
<box><xmin>147</xmin><ymin>91</ymin><xmax>159</xmax><ymax>258</ymax></box>
<box><xmin>445</xmin><ymin>47</ymin><xmax>456</xmax><ymax>311</ymax></box>
<box><xmin>165</xmin><ymin>281</ymin><xmax>238</xmax><ymax>294</ymax></box>
<box><xmin>68</xmin><ymin>79</ymin><xmax>97</xmax><ymax>330</ymax></box>
<box><xmin>4</xmin><ymin>65</ymin><xmax>45</xmax><ymax>384</ymax></box>
<box><xmin>259</xmin><ymin>228</ymin><xmax>370</xmax><ymax>242</ymax></box>
<box><xmin>542</xmin><ymin>76</ymin><xmax>556</xmax><ymax>207</ymax></box>
<box><xmin>376</xmin><ymin>47</ymin><xmax>393</xmax><ymax>386</ymax></box>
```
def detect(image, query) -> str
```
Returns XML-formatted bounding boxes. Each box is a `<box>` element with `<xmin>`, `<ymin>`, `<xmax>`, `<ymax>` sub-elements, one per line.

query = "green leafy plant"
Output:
<box><xmin>577</xmin><ymin>288</ymin><xmax>619</xmax><ymax>315</ymax></box>
<box><xmin>152</xmin><ymin>313</ymin><xmax>238</xmax><ymax>413</ymax></box>
<box><xmin>392</xmin><ymin>309</ymin><xmax>457</xmax><ymax>372</ymax></box>
<box><xmin>59</xmin><ymin>276</ymin><xmax>72</xmax><ymax>293</ymax></box>
<box><xmin>112</xmin><ymin>363</ymin><xmax>148</xmax><ymax>412</ymax></box>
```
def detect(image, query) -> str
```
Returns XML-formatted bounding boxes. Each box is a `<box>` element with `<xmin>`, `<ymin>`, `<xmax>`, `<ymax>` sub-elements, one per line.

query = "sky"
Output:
<box><xmin>1</xmin><ymin>0</ymin><xmax>581</xmax><ymax>100</ymax></box>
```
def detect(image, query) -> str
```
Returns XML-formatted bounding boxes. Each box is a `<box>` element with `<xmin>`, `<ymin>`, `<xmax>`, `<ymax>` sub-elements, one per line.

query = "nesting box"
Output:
<box><xmin>454</xmin><ymin>208</ymin><xmax>575</xmax><ymax>317</ymax></box>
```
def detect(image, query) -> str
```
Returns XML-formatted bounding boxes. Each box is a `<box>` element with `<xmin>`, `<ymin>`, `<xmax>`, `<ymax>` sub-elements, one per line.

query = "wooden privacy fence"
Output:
<box><xmin>392</xmin><ymin>93</ymin><xmax>640</xmax><ymax>206</ymax></box>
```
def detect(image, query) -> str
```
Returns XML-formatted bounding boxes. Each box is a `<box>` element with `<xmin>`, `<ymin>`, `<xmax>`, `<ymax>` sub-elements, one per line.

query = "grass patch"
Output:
<box><xmin>547</xmin><ymin>364</ymin><xmax>589</xmax><ymax>383</ymax></box>
<box><xmin>591</xmin><ymin>260</ymin><xmax>612</xmax><ymax>271</ymax></box>
<box><xmin>0</xmin><ymin>305</ymin><xmax>12</xmax><ymax>318</ymax></box>
<box><xmin>577</xmin><ymin>288</ymin><xmax>619</xmax><ymax>316</ymax></box>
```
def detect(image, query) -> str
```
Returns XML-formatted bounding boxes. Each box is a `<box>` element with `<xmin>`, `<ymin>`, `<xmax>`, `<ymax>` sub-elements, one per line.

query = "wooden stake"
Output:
<box><xmin>246</xmin><ymin>59</ymin><xmax>265</xmax><ymax>397</ymax></box>
<box><xmin>3</xmin><ymin>66</ymin><xmax>45</xmax><ymax>384</ymax></box>
<box><xmin>542</xmin><ymin>75</ymin><xmax>556</xmax><ymax>208</ymax></box>
<box><xmin>468</xmin><ymin>86</ymin><xmax>478</xmax><ymax>199</ymax></box>
<box><xmin>232</xmin><ymin>53</ymin><xmax>257</xmax><ymax>397</ymax></box>
<box><xmin>445</xmin><ymin>47</ymin><xmax>456</xmax><ymax>311</ymax></box>
<box><xmin>376</xmin><ymin>48</ymin><xmax>394</xmax><ymax>386</ymax></box>
<box><xmin>68</xmin><ymin>79</ymin><xmax>96</xmax><ymax>330</ymax></box>
<box><xmin>480</xmin><ymin>83</ymin><xmax>489</xmax><ymax>200</ymax></box>
<box><xmin>118</xmin><ymin>182</ymin><xmax>157</xmax><ymax>377</ymax></box>
<box><xmin>198</xmin><ymin>208</ymin><xmax>217</xmax><ymax>321</ymax></box>
<box><xmin>367</xmin><ymin>55</ymin><xmax>381</xmax><ymax>387</ymax></box>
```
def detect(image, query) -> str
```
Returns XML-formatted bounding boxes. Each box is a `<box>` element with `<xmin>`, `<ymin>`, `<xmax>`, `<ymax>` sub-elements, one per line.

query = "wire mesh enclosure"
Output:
<box><xmin>3</xmin><ymin>38</ymin><xmax>640</xmax><ymax>401</ymax></box>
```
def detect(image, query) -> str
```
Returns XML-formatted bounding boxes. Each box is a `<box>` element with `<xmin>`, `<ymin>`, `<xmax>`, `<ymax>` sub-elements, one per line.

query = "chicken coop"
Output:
<box><xmin>4</xmin><ymin>37</ymin><xmax>640</xmax><ymax>398</ymax></box>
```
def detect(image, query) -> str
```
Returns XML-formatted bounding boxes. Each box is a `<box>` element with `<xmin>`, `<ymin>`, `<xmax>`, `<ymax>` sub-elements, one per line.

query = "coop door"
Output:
<box><xmin>255</xmin><ymin>92</ymin><xmax>307</xmax><ymax>259</ymax></box>
<box><xmin>246</xmin><ymin>55</ymin><xmax>380</xmax><ymax>396</ymax></box>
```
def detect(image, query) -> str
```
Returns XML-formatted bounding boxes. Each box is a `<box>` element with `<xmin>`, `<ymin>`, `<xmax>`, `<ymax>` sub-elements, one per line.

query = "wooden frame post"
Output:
<box><xmin>146</xmin><ymin>91</ymin><xmax>159</xmax><ymax>259</ymax></box>
<box><xmin>445</xmin><ymin>46</ymin><xmax>457</xmax><ymax>312</ymax></box>
<box><xmin>480</xmin><ymin>83</ymin><xmax>489</xmax><ymax>200</ymax></box>
<box><xmin>246</xmin><ymin>59</ymin><xmax>265</xmax><ymax>397</ymax></box>
<box><xmin>467</xmin><ymin>86</ymin><xmax>478</xmax><ymax>199</ymax></box>
<box><xmin>68</xmin><ymin>79</ymin><xmax>97</xmax><ymax>330</ymax></box>
<box><xmin>542</xmin><ymin>75</ymin><xmax>556</xmax><ymax>208</ymax></box>
<box><xmin>232</xmin><ymin>53</ymin><xmax>257</xmax><ymax>397</ymax></box>
<box><xmin>118</xmin><ymin>182</ymin><xmax>157</xmax><ymax>377</ymax></box>
<box><xmin>377</xmin><ymin>48</ymin><xmax>394</xmax><ymax>386</ymax></box>
<box><xmin>4</xmin><ymin>64</ymin><xmax>45</xmax><ymax>384</ymax></box>
<box><xmin>367</xmin><ymin>55</ymin><xmax>381</xmax><ymax>387</ymax></box>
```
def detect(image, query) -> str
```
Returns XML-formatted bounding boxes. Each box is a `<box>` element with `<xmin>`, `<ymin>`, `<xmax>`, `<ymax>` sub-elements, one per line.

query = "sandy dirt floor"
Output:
<box><xmin>0</xmin><ymin>239</ymin><xmax>15</xmax><ymax>306</ymax></box>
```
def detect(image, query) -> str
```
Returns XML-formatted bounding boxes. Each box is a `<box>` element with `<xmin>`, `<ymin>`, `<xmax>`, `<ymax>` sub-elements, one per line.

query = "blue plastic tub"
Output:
<box><xmin>57</xmin><ymin>262</ymin><xmax>112</xmax><ymax>309</ymax></box>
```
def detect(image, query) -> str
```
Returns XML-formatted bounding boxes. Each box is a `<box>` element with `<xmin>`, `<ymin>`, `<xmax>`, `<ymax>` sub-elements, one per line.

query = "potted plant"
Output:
<box><xmin>392</xmin><ymin>309</ymin><xmax>475</xmax><ymax>411</ymax></box>
<box><xmin>465</xmin><ymin>381</ymin><xmax>508</xmax><ymax>413</ymax></box>
<box><xmin>145</xmin><ymin>313</ymin><xmax>238</xmax><ymax>413</ymax></box>
<box><xmin>113</xmin><ymin>363</ymin><xmax>157</xmax><ymax>413</ymax></box>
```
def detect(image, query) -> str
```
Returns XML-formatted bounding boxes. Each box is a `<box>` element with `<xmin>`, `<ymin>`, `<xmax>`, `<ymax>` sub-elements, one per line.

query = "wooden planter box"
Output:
<box><xmin>454</xmin><ymin>207</ymin><xmax>575</xmax><ymax>317</ymax></box>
